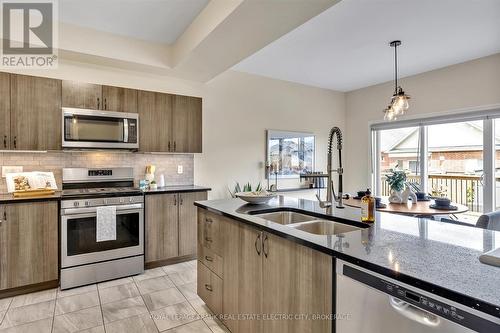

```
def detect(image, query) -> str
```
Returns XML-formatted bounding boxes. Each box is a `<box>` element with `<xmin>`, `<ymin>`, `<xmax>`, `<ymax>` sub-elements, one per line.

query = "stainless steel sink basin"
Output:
<box><xmin>289</xmin><ymin>220</ymin><xmax>361</xmax><ymax>235</ymax></box>
<box><xmin>254</xmin><ymin>211</ymin><xmax>317</xmax><ymax>225</ymax></box>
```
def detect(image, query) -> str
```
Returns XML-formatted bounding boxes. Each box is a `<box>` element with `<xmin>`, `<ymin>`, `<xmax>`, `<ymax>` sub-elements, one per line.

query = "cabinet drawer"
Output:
<box><xmin>197</xmin><ymin>209</ymin><xmax>222</xmax><ymax>255</ymax></box>
<box><xmin>197</xmin><ymin>261</ymin><xmax>222</xmax><ymax>314</ymax></box>
<box><xmin>198</xmin><ymin>245</ymin><xmax>223</xmax><ymax>278</ymax></box>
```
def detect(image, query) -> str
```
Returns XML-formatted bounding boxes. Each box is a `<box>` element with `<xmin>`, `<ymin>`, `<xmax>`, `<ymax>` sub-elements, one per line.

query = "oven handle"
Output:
<box><xmin>62</xmin><ymin>204</ymin><xmax>143</xmax><ymax>215</ymax></box>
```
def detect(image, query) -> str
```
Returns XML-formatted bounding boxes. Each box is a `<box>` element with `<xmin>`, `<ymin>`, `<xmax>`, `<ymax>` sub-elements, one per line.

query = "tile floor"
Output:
<box><xmin>0</xmin><ymin>260</ymin><xmax>230</xmax><ymax>333</ymax></box>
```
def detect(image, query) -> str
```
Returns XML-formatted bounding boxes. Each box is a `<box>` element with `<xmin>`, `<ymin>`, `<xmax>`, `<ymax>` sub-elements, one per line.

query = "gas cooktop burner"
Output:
<box><xmin>62</xmin><ymin>187</ymin><xmax>142</xmax><ymax>197</ymax></box>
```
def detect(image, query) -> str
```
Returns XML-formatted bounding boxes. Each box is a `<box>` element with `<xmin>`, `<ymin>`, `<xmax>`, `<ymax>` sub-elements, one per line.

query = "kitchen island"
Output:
<box><xmin>195</xmin><ymin>196</ymin><xmax>500</xmax><ymax>332</ymax></box>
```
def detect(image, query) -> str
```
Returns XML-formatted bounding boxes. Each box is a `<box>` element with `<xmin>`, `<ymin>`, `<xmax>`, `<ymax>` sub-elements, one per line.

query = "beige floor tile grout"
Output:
<box><xmin>96</xmin><ymin>283</ymin><xmax>107</xmax><ymax>333</ymax></box>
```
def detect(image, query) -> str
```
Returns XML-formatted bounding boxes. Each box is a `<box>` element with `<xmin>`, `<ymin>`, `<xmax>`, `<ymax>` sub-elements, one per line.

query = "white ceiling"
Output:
<box><xmin>233</xmin><ymin>0</ymin><xmax>500</xmax><ymax>92</ymax></box>
<box><xmin>60</xmin><ymin>0</ymin><xmax>209</xmax><ymax>44</ymax></box>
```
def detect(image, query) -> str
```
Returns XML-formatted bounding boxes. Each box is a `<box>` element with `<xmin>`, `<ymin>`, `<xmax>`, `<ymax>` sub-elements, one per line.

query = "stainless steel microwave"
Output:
<box><xmin>62</xmin><ymin>108</ymin><xmax>139</xmax><ymax>149</ymax></box>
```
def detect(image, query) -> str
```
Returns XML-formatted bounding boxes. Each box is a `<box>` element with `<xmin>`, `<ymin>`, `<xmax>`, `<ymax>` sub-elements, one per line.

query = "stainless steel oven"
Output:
<box><xmin>60</xmin><ymin>196</ymin><xmax>144</xmax><ymax>289</ymax></box>
<box><xmin>62</xmin><ymin>108</ymin><xmax>139</xmax><ymax>149</ymax></box>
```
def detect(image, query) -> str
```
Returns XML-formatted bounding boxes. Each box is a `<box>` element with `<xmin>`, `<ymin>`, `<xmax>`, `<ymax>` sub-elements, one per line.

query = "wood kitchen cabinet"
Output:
<box><xmin>145</xmin><ymin>193</ymin><xmax>179</xmax><ymax>263</ymax></box>
<box><xmin>197</xmin><ymin>208</ymin><xmax>333</xmax><ymax>333</ymax></box>
<box><xmin>0</xmin><ymin>72</ymin><xmax>10</xmax><ymax>150</ymax></box>
<box><xmin>102</xmin><ymin>85</ymin><xmax>137</xmax><ymax>113</ymax></box>
<box><xmin>10</xmin><ymin>74</ymin><xmax>61</xmax><ymax>150</ymax></box>
<box><xmin>172</xmin><ymin>95</ymin><xmax>202</xmax><ymax>153</ymax></box>
<box><xmin>62</xmin><ymin>80</ymin><xmax>102</xmax><ymax>109</ymax></box>
<box><xmin>137</xmin><ymin>90</ymin><xmax>173</xmax><ymax>152</ymax></box>
<box><xmin>145</xmin><ymin>191</ymin><xmax>208</xmax><ymax>266</ymax></box>
<box><xmin>0</xmin><ymin>201</ymin><xmax>58</xmax><ymax>291</ymax></box>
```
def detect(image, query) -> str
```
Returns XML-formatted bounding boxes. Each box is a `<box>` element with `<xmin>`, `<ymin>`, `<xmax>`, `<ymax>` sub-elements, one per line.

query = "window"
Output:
<box><xmin>371</xmin><ymin>109</ymin><xmax>500</xmax><ymax>222</ymax></box>
<box><xmin>266</xmin><ymin>130</ymin><xmax>315</xmax><ymax>178</ymax></box>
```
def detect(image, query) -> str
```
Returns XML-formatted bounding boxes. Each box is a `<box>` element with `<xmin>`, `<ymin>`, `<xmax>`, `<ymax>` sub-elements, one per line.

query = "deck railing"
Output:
<box><xmin>381</xmin><ymin>174</ymin><xmax>482</xmax><ymax>212</ymax></box>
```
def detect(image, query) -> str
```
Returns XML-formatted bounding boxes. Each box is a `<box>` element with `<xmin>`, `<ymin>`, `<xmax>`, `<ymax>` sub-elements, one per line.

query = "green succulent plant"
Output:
<box><xmin>385</xmin><ymin>170</ymin><xmax>407</xmax><ymax>192</ymax></box>
<box><xmin>228</xmin><ymin>181</ymin><xmax>263</xmax><ymax>198</ymax></box>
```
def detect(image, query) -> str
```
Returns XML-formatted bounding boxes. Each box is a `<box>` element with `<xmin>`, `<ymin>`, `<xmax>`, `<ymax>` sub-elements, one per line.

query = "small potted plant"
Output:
<box><xmin>149</xmin><ymin>180</ymin><xmax>157</xmax><ymax>190</ymax></box>
<box><xmin>385</xmin><ymin>170</ymin><xmax>406</xmax><ymax>203</ymax></box>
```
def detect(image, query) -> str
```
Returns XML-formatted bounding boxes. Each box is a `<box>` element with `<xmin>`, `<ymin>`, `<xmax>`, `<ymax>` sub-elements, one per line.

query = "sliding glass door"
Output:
<box><xmin>371</xmin><ymin>110</ymin><xmax>500</xmax><ymax>222</ymax></box>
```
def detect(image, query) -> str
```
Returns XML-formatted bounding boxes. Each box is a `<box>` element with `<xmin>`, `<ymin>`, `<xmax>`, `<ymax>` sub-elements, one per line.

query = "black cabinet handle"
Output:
<box><xmin>168</xmin><ymin>141</ymin><xmax>171</xmax><ymax>151</ymax></box>
<box><xmin>173</xmin><ymin>195</ymin><xmax>177</xmax><ymax>206</ymax></box>
<box><xmin>263</xmin><ymin>234</ymin><xmax>269</xmax><ymax>258</ymax></box>
<box><xmin>205</xmin><ymin>284</ymin><xmax>213</xmax><ymax>292</ymax></box>
<box><xmin>97</xmin><ymin>97</ymin><xmax>100</xmax><ymax>109</ymax></box>
<box><xmin>179</xmin><ymin>195</ymin><xmax>183</xmax><ymax>205</ymax></box>
<box><xmin>104</xmin><ymin>98</ymin><xmax>107</xmax><ymax>110</ymax></box>
<box><xmin>3</xmin><ymin>210</ymin><xmax>6</xmax><ymax>221</ymax></box>
<box><xmin>13</xmin><ymin>136</ymin><xmax>16</xmax><ymax>149</ymax></box>
<box><xmin>255</xmin><ymin>233</ymin><xmax>262</xmax><ymax>256</ymax></box>
<box><xmin>173</xmin><ymin>141</ymin><xmax>176</xmax><ymax>152</ymax></box>
<box><xmin>205</xmin><ymin>255</ymin><xmax>213</xmax><ymax>262</ymax></box>
<box><xmin>3</xmin><ymin>135</ymin><xmax>6</xmax><ymax>148</ymax></box>
<box><xmin>205</xmin><ymin>218</ymin><xmax>212</xmax><ymax>224</ymax></box>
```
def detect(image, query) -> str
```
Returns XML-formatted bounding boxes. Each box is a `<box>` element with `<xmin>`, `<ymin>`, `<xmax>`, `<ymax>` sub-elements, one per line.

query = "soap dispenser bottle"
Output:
<box><xmin>361</xmin><ymin>188</ymin><xmax>375</xmax><ymax>223</ymax></box>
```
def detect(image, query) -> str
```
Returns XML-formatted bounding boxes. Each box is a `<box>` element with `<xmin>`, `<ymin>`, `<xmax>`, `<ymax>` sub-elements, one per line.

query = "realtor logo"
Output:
<box><xmin>1</xmin><ymin>0</ymin><xmax>58</xmax><ymax>68</ymax></box>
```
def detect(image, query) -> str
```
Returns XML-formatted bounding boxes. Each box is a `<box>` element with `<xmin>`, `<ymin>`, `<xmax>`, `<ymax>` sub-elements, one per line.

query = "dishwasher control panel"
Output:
<box><xmin>343</xmin><ymin>264</ymin><xmax>498</xmax><ymax>332</ymax></box>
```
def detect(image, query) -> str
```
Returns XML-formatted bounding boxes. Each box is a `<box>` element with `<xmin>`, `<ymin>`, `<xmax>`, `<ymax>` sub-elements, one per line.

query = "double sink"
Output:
<box><xmin>250</xmin><ymin>209</ymin><xmax>366</xmax><ymax>236</ymax></box>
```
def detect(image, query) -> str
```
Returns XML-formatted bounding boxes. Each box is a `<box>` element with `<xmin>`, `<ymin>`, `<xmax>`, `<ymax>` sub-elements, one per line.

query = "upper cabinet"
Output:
<box><xmin>102</xmin><ymin>86</ymin><xmax>137</xmax><ymax>113</ymax></box>
<box><xmin>138</xmin><ymin>92</ymin><xmax>202</xmax><ymax>153</ymax></box>
<box><xmin>2</xmin><ymin>73</ymin><xmax>201</xmax><ymax>152</ymax></box>
<box><xmin>138</xmin><ymin>90</ymin><xmax>172</xmax><ymax>152</ymax></box>
<box><xmin>0</xmin><ymin>72</ymin><xmax>10</xmax><ymax>150</ymax></box>
<box><xmin>62</xmin><ymin>81</ymin><xmax>137</xmax><ymax>113</ymax></box>
<box><xmin>173</xmin><ymin>95</ymin><xmax>202</xmax><ymax>153</ymax></box>
<box><xmin>10</xmin><ymin>74</ymin><xmax>61</xmax><ymax>150</ymax></box>
<box><xmin>62</xmin><ymin>80</ymin><xmax>101</xmax><ymax>110</ymax></box>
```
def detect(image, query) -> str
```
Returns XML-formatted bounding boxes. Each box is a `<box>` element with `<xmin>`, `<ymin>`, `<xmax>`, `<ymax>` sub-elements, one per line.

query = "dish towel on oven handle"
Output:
<box><xmin>96</xmin><ymin>206</ymin><xmax>117</xmax><ymax>242</ymax></box>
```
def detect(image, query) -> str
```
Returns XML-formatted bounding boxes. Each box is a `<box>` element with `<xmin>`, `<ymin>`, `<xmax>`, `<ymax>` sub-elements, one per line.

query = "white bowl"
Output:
<box><xmin>235</xmin><ymin>191</ymin><xmax>276</xmax><ymax>204</ymax></box>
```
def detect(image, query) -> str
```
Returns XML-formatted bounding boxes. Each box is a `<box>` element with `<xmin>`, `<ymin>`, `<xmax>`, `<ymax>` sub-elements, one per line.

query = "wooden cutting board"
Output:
<box><xmin>13</xmin><ymin>188</ymin><xmax>55</xmax><ymax>198</ymax></box>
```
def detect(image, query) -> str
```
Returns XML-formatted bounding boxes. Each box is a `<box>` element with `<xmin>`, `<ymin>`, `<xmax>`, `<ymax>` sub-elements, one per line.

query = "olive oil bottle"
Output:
<box><xmin>361</xmin><ymin>188</ymin><xmax>375</xmax><ymax>223</ymax></box>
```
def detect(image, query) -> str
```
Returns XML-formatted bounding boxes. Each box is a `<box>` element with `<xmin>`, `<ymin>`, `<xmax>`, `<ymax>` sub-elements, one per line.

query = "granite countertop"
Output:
<box><xmin>195</xmin><ymin>196</ymin><xmax>500</xmax><ymax>318</ymax></box>
<box><xmin>143</xmin><ymin>185</ymin><xmax>211</xmax><ymax>194</ymax></box>
<box><xmin>0</xmin><ymin>191</ymin><xmax>62</xmax><ymax>203</ymax></box>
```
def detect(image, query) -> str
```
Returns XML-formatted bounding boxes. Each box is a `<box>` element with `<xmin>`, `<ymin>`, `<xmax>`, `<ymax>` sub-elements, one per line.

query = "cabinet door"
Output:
<box><xmin>11</xmin><ymin>74</ymin><xmax>61</xmax><ymax>150</ymax></box>
<box><xmin>172</xmin><ymin>95</ymin><xmax>202</xmax><ymax>153</ymax></box>
<box><xmin>138</xmin><ymin>91</ymin><xmax>173</xmax><ymax>152</ymax></box>
<box><xmin>222</xmin><ymin>221</ymin><xmax>263</xmax><ymax>333</ymax></box>
<box><xmin>178</xmin><ymin>191</ymin><xmax>207</xmax><ymax>256</ymax></box>
<box><xmin>262</xmin><ymin>233</ymin><xmax>332</xmax><ymax>333</ymax></box>
<box><xmin>0</xmin><ymin>202</ymin><xmax>58</xmax><ymax>290</ymax></box>
<box><xmin>145</xmin><ymin>194</ymin><xmax>178</xmax><ymax>263</ymax></box>
<box><xmin>102</xmin><ymin>86</ymin><xmax>137</xmax><ymax>112</ymax></box>
<box><xmin>0</xmin><ymin>72</ymin><xmax>10</xmax><ymax>150</ymax></box>
<box><xmin>62</xmin><ymin>80</ymin><xmax>102</xmax><ymax>109</ymax></box>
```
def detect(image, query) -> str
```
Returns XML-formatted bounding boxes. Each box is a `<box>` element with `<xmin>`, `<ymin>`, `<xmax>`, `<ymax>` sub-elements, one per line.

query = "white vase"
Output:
<box><xmin>388</xmin><ymin>190</ymin><xmax>403</xmax><ymax>203</ymax></box>
<box><xmin>401</xmin><ymin>185</ymin><xmax>417</xmax><ymax>204</ymax></box>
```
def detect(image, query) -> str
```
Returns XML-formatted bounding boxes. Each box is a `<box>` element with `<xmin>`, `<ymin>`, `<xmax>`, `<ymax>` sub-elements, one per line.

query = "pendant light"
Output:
<box><xmin>384</xmin><ymin>40</ymin><xmax>410</xmax><ymax>121</ymax></box>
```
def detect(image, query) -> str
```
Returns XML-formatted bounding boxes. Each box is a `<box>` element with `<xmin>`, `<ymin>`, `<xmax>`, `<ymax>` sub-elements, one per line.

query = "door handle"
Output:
<box><xmin>389</xmin><ymin>297</ymin><xmax>440</xmax><ymax>327</ymax></box>
<box><xmin>263</xmin><ymin>234</ymin><xmax>269</xmax><ymax>258</ymax></box>
<box><xmin>254</xmin><ymin>233</ymin><xmax>262</xmax><ymax>255</ymax></box>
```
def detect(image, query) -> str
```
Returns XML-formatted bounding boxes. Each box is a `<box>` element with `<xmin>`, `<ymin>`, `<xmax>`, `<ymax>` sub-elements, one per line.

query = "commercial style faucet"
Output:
<box><xmin>316</xmin><ymin>126</ymin><xmax>345</xmax><ymax>209</ymax></box>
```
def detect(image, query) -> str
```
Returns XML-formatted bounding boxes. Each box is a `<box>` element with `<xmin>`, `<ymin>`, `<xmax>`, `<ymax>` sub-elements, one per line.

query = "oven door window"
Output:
<box><xmin>64</xmin><ymin>115</ymin><xmax>124</xmax><ymax>142</ymax></box>
<box><xmin>66</xmin><ymin>212</ymin><xmax>140</xmax><ymax>256</ymax></box>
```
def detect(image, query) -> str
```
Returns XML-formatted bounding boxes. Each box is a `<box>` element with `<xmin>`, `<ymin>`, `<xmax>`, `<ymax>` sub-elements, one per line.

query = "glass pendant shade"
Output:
<box><xmin>384</xmin><ymin>41</ymin><xmax>410</xmax><ymax>121</ymax></box>
<box><xmin>384</xmin><ymin>105</ymin><xmax>396</xmax><ymax>121</ymax></box>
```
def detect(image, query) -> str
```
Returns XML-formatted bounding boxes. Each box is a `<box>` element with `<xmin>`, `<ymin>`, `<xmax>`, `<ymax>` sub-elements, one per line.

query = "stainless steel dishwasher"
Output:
<box><xmin>336</xmin><ymin>260</ymin><xmax>499</xmax><ymax>332</ymax></box>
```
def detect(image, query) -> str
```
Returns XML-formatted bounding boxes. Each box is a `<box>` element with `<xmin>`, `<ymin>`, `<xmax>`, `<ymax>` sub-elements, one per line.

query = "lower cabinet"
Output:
<box><xmin>197</xmin><ymin>208</ymin><xmax>333</xmax><ymax>333</ymax></box>
<box><xmin>0</xmin><ymin>201</ymin><xmax>58</xmax><ymax>291</ymax></box>
<box><xmin>145</xmin><ymin>191</ymin><xmax>207</xmax><ymax>265</ymax></box>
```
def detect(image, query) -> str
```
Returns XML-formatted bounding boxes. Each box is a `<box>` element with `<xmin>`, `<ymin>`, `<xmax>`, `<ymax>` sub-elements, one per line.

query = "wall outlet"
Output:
<box><xmin>2</xmin><ymin>166</ymin><xmax>23</xmax><ymax>178</ymax></box>
<box><xmin>177</xmin><ymin>165</ymin><xmax>183</xmax><ymax>174</ymax></box>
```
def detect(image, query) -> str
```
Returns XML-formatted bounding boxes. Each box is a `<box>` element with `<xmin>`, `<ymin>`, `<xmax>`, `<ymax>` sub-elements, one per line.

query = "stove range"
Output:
<box><xmin>60</xmin><ymin>167</ymin><xmax>144</xmax><ymax>290</ymax></box>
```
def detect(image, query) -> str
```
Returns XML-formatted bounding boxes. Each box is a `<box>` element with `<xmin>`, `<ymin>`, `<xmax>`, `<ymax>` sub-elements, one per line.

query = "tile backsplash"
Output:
<box><xmin>0</xmin><ymin>151</ymin><xmax>194</xmax><ymax>192</ymax></box>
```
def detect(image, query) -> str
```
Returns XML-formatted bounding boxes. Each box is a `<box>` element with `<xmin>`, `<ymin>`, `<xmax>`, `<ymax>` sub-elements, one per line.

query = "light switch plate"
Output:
<box><xmin>177</xmin><ymin>165</ymin><xmax>183</xmax><ymax>174</ymax></box>
<box><xmin>2</xmin><ymin>166</ymin><xmax>23</xmax><ymax>177</ymax></box>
